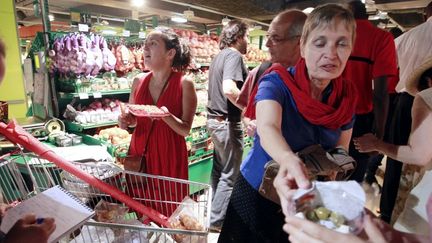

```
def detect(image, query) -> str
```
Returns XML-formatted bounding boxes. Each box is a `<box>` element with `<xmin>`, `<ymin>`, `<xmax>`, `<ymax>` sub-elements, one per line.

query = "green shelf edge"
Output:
<box><xmin>65</xmin><ymin>120</ymin><xmax>118</xmax><ymax>132</ymax></box>
<box><xmin>58</xmin><ymin>89</ymin><xmax>131</xmax><ymax>99</ymax></box>
<box><xmin>197</xmin><ymin>62</ymin><xmax>260</xmax><ymax>68</ymax></box>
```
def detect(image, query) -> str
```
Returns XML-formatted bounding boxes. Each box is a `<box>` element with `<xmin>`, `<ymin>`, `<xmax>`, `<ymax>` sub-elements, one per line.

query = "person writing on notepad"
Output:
<box><xmin>0</xmin><ymin>39</ymin><xmax>55</xmax><ymax>242</ymax></box>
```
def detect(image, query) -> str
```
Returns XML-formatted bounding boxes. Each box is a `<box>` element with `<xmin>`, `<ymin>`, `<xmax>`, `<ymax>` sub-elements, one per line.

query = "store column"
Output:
<box><xmin>0</xmin><ymin>0</ymin><xmax>28</xmax><ymax>119</ymax></box>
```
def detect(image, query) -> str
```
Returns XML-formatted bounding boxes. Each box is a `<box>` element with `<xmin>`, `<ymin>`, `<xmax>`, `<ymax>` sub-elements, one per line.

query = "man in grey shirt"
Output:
<box><xmin>206</xmin><ymin>19</ymin><xmax>249</xmax><ymax>231</ymax></box>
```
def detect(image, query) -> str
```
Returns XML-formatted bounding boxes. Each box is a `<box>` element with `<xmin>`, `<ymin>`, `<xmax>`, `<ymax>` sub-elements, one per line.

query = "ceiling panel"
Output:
<box><xmin>14</xmin><ymin>0</ymin><xmax>432</xmax><ymax>31</ymax></box>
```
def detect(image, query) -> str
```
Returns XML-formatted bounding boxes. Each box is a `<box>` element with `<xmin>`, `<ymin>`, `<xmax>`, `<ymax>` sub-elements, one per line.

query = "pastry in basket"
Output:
<box><xmin>178</xmin><ymin>213</ymin><xmax>204</xmax><ymax>231</ymax></box>
<box><xmin>170</xmin><ymin>213</ymin><xmax>203</xmax><ymax>231</ymax></box>
<box><xmin>127</xmin><ymin>104</ymin><xmax>170</xmax><ymax>117</ymax></box>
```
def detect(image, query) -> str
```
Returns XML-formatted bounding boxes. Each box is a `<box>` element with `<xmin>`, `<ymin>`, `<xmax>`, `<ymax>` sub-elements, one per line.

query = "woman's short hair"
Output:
<box><xmin>155</xmin><ymin>26</ymin><xmax>191</xmax><ymax>71</ymax></box>
<box><xmin>301</xmin><ymin>4</ymin><xmax>356</xmax><ymax>46</ymax></box>
<box><xmin>219</xmin><ymin>19</ymin><xmax>248</xmax><ymax>50</ymax></box>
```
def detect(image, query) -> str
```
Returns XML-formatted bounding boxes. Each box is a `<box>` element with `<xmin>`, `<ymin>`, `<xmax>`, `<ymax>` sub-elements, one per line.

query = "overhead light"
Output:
<box><xmin>303</xmin><ymin>7</ymin><xmax>314</xmax><ymax>14</ymax></box>
<box><xmin>48</xmin><ymin>14</ymin><xmax>54</xmax><ymax>21</ymax></box>
<box><xmin>378</xmin><ymin>11</ymin><xmax>388</xmax><ymax>17</ymax></box>
<box><xmin>183</xmin><ymin>10</ymin><xmax>194</xmax><ymax>19</ymax></box>
<box><xmin>171</xmin><ymin>16</ymin><xmax>187</xmax><ymax>23</ymax></box>
<box><xmin>131</xmin><ymin>0</ymin><xmax>144</xmax><ymax>7</ymax></box>
<box><xmin>369</xmin><ymin>11</ymin><xmax>388</xmax><ymax>20</ymax></box>
<box><xmin>249</xmin><ymin>25</ymin><xmax>255</xmax><ymax>31</ymax></box>
<box><xmin>221</xmin><ymin>17</ymin><xmax>230</xmax><ymax>26</ymax></box>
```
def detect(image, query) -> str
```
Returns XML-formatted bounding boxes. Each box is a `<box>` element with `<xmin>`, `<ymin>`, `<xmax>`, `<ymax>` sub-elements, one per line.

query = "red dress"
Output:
<box><xmin>128</xmin><ymin>71</ymin><xmax>189</xmax><ymax>217</ymax></box>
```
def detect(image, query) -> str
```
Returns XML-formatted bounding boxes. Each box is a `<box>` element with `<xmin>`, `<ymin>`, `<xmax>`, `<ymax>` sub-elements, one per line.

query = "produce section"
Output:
<box><xmin>23</xmin><ymin>17</ymin><xmax>267</xmax><ymax>186</ymax></box>
<box><xmin>3</xmin><ymin>2</ymin><xmax>269</xmax><ymax>240</ymax></box>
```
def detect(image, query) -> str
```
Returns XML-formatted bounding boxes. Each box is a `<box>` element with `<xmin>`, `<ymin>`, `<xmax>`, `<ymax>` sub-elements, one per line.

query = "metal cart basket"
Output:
<box><xmin>0</xmin><ymin>151</ymin><xmax>212</xmax><ymax>243</ymax></box>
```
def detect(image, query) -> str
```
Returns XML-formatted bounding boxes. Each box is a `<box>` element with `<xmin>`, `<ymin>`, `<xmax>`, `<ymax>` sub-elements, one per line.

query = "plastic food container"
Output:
<box><xmin>293</xmin><ymin>181</ymin><xmax>365</xmax><ymax>234</ymax></box>
<box><xmin>67</xmin><ymin>134</ymin><xmax>83</xmax><ymax>145</ymax></box>
<box><xmin>56</xmin><ymin>135</ymin><xmax>73</xmax><ymax>147</ymax></box>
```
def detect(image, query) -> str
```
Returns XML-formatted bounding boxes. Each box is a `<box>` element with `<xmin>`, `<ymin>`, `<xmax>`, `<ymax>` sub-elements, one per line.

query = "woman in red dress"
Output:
<box><xmin>119</xmin><ymin>27</ymin><xmax>197</xmax><ymax>216</ymax></box>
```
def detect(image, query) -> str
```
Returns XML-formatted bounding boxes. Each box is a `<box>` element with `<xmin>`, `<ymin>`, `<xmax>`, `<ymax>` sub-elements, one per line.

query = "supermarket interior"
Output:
<box><xmin>1</xmin><ymin>0</ymin><xmax>432</xmax><ymax>242</ymax></box>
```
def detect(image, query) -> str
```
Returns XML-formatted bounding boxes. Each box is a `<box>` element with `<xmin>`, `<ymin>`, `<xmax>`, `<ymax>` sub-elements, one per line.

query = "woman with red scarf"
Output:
<box><xmin>218</xmin><ymin>4</ymin><xmax>357</xmax><ymax>242</ymax></box>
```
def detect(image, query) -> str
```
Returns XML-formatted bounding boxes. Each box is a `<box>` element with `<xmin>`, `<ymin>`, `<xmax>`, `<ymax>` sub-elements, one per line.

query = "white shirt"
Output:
<box><xmin>395</xmin><ymin>17</ymin><xmax>432</xmax><ymax>92</ymax></box>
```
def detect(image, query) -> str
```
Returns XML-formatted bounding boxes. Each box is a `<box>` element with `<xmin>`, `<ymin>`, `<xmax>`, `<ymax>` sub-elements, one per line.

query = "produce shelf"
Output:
<box><xmin>58</xmin><ymin>89</ymin><xmax>131</xmax><ymax>99</ymax></box>
<box><xmin>246</xmin><ymin>62</ymin><xmax>261</xmax><ymax>68</ymax></box>
<box><xmin>197</xmin><ymin>62</ymin><xmax>261</xmax><ymax>68</ymax></box>
<box><xmin>64</xmin><ymin>120</ymin><xmax>118</xmax><ymax>132</ymax></box>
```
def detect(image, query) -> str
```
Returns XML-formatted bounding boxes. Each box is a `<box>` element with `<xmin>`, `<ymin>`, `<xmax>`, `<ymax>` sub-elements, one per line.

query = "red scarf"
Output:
<box><xmin>268</xmin><ymin>59</ymin><xmax>357</xmax><ymax>130</ymax></box>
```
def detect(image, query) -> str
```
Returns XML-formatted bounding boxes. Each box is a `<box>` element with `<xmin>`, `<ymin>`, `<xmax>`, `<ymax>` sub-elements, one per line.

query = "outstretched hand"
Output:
<box><xmin>273</xmin><ymin>153</ymin><xmax>311</xmax><ymax>217</ymax></box>
<box><xmin>284</xmin><ymin>214</ymin><xmax>387</xmax><ymax>243</ymax></box>
<box><xmin>118</xmin><ymin>103</ymin><xmax>136</xmax><ymax>129</ymax></box>
<box><xmin>353</xmin><ymin>133</ymin><xmax>380</xmax><ymax>153</ymax></box>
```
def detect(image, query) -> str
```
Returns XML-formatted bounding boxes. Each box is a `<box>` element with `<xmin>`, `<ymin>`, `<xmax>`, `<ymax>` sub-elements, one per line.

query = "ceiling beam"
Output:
<box><xmin>159</xmin><ymin>0</ymin><xmax>270</xmax><ymax>26</ymax></box>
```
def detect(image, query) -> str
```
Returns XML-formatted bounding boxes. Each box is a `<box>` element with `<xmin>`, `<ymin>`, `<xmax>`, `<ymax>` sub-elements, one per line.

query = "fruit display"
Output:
<box><xmin>175</xmin><ymin>29</ymin><xmax>220</xmax><ymax>64</ymax></box>
<box><xmin>94</xmin><ymin>127</ymin><xmax>131</xmax><ymax>145</ymax></box>
<box><xmin>191</xmin><ymin>114</ymin><xmax>206</xmax><ymax>129</ymax></box>
<box><xmin>245</xmin><ymin>46</ymin><xmax>268</xmax><ymax>63</ymax></box>
<box><xmin>63</xmin><ymin>98</ymin><xmax>122</xmax><ymax>124</ymax></box>
<box><xmin>49</xmin><ymin>33</ymin><xmax>116</xmax><ymax>77</ymax></box>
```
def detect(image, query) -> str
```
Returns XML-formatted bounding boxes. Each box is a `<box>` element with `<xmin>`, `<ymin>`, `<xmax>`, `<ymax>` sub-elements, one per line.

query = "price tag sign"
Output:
<box><xmin>78</xmin><ymin>24</ymin><xmax>89</xmax><ymax>32</ymax></box>
<box><xmin>34</xmin><ymin>54</ymin><xmax>40</xmax><ymax>69</ymax></box>
<box><xmin>78</xmin><ymin>93</ymin><xmax>89</xmax><ymax>99</ymax></box>
<box><xmin>93</xmin><ymin>92</ymin><xmax>102</xmax><ymax>98</ymax></box>
<box><xmin>122</xmin><ymin>30</ymin><xmax>130</xmax><ymax>37</ymax></box>
<box><xmin>138</xmin><ymin>32</ymin><xmax>146</xmax><ymax>39</ymax></box>
<box><xmin>71</xmin><ymin>12</ymin><xmax>81</xmax><ymax>23</ymax></box>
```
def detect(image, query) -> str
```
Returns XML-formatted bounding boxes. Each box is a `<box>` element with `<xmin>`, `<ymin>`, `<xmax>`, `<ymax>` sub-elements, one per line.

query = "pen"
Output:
<box><xmin>36</xmin><ymin>218</ymin><xmax>44</xmax><ymax>224</ymax></box>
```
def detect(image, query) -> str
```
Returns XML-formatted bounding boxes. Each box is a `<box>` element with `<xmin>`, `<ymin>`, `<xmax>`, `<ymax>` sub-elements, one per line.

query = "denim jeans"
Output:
<box><xmin>206</xmin><ymin>118</ymin><xmax>243</xmax><ymax>227</ymax></box>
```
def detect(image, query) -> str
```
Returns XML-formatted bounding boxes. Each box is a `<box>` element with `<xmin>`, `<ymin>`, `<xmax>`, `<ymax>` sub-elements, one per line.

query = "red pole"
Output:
<box><xmin>0</xmin><ymin>121</ymin><xmax>169</xmax><ymax>227</ymax></box>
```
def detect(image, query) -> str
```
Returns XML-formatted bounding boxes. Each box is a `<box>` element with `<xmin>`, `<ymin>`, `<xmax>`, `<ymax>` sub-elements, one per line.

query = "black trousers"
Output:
<box><xmin>349</xmin><ymin>112</ymin><xmax>375</xmax><ymax>182</ymax></box>
<box><xmin>380</xmin><ymin>92</ymin><xmax>414</xmax><ymax>223</ymax></box>
<box><xmin>218</xmin><ymin>174</ymin><xmax>288</xmax><ymax>243</ymax></box>
<box><xmin>365</xmin><ymin>93</ymin><xmax>398</xmax><ymax>183</ymax></box>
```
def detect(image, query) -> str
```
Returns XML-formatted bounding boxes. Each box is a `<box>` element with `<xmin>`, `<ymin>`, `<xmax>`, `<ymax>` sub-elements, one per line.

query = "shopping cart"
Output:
<box><xmin>0</xmin><ymin>121</ymin><xmax>212</xmax><ymax>243</ymax></box>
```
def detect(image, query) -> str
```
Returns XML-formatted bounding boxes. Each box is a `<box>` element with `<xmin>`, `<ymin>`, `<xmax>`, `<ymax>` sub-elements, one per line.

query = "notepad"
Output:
<box><xmin>0</xmin><ymin>185</ymin><xmax>94</xmax><ymax>243</ymax></box>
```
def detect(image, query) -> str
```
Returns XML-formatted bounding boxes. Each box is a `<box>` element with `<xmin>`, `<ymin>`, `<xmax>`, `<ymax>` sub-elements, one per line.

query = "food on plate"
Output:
<box><xmin>127</xmin><ymin>104</ymin><xmax>169</xmax><ymax>117</ymax></box>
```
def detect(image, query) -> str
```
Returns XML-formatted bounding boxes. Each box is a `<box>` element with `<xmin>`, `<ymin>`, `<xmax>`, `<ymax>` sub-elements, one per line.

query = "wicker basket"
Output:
<box><xmin>0</xmin><ymin>101</ymin><xmax>8</xmax><ymax>122</ymax></box>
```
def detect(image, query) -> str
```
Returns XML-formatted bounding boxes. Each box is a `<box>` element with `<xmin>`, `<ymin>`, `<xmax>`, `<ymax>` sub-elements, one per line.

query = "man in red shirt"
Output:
<box><xmin>344</xmin><ymin>0</ymin><xmax>398</xmax><ymax>182</ymax></box>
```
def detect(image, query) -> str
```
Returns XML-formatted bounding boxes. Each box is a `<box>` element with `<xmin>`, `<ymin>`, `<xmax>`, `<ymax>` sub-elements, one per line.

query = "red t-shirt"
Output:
<box><xmin>343</xmin><ymin>20</ymin><xmax>398</xmax><ymax>114</ymax></box>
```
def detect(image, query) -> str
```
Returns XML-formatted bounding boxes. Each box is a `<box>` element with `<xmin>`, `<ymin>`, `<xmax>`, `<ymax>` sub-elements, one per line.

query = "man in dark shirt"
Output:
<box><xmin>206</xmin><ymin>19</ymin><xmax>248</xmax><ymax>231</ymax></box>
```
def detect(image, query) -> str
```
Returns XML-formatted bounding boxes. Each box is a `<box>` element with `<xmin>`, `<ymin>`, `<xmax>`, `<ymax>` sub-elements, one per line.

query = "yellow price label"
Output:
<box><xmin>34</xmin><ymin>54</ymin><xmax>40</xmax><ymax>69</ymax></box>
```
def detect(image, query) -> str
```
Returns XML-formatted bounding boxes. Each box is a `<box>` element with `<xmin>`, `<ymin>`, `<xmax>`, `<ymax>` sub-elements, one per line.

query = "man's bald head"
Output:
<box><xmin>272</xmin><ymin>9</ymin><xmax>307</xmax><ymax>39</ymax></box>
<box><xmin>265</xmin><ymin>9</ymin><xmax>306</xmax><ymax>67</ymax></box>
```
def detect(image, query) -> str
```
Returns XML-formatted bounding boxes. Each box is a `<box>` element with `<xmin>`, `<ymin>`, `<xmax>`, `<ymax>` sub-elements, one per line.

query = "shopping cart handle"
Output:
<box><xmin>0</xmin><ymin>121</ymin><xmax>170</xmax><ymax>227</ymax></box>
